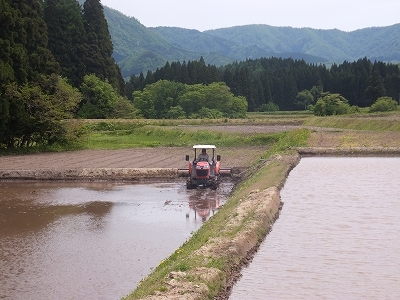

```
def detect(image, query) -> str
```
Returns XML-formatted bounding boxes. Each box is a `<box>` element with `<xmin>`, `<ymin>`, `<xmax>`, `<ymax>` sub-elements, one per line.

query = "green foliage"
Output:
<box><xmin>311</xmin><ymin>93</ymin><xmax>351</xmax><ymax>116</ymax></box>
<box><xmin>133</xmin><ymin>80</ymin><xmax>247</xmax><ymax>119</ymax></box>
<box><xmin>12</xmin><ymin>0</ymin><xmax>60</xmax><ymax>82</ymax></box>
<box><xmin>39</xmin><ymin>74</ymin><xmax>82</xmax><ymax>119</ymax></box>
<box><xmin>295</xmin><ymin>90</ymin><xmax>314</xmax><ymax>110</ymax></box>
<box><xmin>110</xmin><ymin>96</ymin><xmax>139</xmax><ymax>119</ymax></box>
<box><xmin>133</xmin><ymin>80</ymin><xmax>185</xmax><ymax>118</ymax></box>
<box><xmin>263</xmin><ymin>128</ymin><xmax>310</xmax><ymax>157</ymax></box>
<box><xmin>165</xmin><ymin>106</ymin><xmax>186</xmax><ymax>119</ymax></box>
<box><xmin>0</xmin><ymin>0</ymin><xmax>21</xmax><ymax>84</ymax></box>
<box><xmin>78</xmin><ymin>74</ymin><xmax>135</xmax><ymax>119</ymax></box>
<box><xmin>258</xmin><ymin>102</ymin><xmax>279</xmax><ymax>112</ymax></box>
<box><xmin>196</xmin><ymin>108</ymin><xmax>223</xmax><ymax>119</ymax></box>
<box><xmin>0</xmin><ymin>75</ymin><xmax>80</xmax><ymax>148</ymax></box>
<box><xmin>369</xmin><ymin>97</ymin><xmax>399</xmax><ymax>112</ymax></box>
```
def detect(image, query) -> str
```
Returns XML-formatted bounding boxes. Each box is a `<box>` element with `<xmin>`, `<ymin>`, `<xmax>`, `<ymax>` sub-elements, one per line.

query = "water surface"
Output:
<box><xmin>230</xmin><ymin>157</ymin><xmax>400</xmax><ymax>299</ymax></box>
<box><xmin>0</xmin><ymin>181</ymin><xmax>233</xmax><ymax>300</ymax></box>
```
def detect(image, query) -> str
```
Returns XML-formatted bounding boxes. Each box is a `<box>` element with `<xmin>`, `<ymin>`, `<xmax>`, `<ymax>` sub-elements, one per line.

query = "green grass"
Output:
<box><xmin>303</xmin><ymin>112</ymin><xmax>400</xmax><ymax>131</ymax></box>
<box><xmin>2</xmin><ymin>110</ymin><xmax>400</xmax><ymax>155</ymax></box>
<box><xmin>81</xmin><ymin>125</ymin><xmax>283</xmax><ymax>149</ymax></box>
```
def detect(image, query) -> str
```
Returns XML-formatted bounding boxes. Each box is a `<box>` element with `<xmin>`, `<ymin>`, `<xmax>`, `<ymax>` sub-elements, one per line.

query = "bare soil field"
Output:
<box><xmin>0</xmin><ymin>146</ymin><xmax>265</xmax><ymax>171</ymax></box>
<box><xmin>1</xmin><ymin>125</ymin><xmax>400</xmax><ymax>180</ymax></box>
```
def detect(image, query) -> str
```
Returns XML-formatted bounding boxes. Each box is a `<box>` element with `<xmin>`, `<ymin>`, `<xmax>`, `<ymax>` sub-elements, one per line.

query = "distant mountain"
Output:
<box><xmin>102</xmin><ymin>6</ymin><xmax>400</xmax><ymax>77</ymax></box>
<box><xmin>205</xmin><ymin>24</ymin><xmax>400</xmax><ymax>63</ymax></box>
<box><xmin>151</xmin><ymin>26</ymin><xmax>327</xmax><ymax>64</ymax></box>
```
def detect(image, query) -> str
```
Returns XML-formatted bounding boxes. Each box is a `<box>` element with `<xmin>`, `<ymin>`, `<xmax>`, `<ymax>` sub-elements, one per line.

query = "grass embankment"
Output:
<box><xmin>68</xmin><ymin>119</ymin><xmax>292</xmax><ymax>150</ymax></box>
<box><xmin>2</xmin><ymin>111</ymin><xmax>399</xmax><ymax>154</ymax></box>
<box><xmin>303</xmin><ymin>113</ymin><xmax>400</xmax><ymax>131</ymax></box>
<box><xmin>74</xmin><ymin>111</ymin><xmax>400</xmax><ymax>150</ymax></box>
<box><xmin>122</xmin><ymin>130</ymin><xmax>308</xmax><ymax>300</ymax></box>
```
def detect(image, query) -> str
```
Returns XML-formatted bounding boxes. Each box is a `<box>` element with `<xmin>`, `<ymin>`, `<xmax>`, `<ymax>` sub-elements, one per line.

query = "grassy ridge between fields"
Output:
<box><xmin>303</xmin><ymin>114</ymin><xmax>400</xmax><ymax>131</ymax></box>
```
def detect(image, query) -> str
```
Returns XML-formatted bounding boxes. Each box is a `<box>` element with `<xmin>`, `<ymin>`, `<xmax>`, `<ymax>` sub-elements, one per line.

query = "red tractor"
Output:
<box><xmin>183</xmin><ymin>145</ymin><xmax>231</xmax><ymax>189</ymax></box>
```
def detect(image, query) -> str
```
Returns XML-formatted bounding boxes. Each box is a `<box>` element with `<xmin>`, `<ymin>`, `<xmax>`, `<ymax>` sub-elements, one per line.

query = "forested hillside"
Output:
<box><xmin>204</xmin><ymin>24</ymin><xmax>400</xmax><ymax>63</ymax></box>
<box><xmin>101</xmin><ymin>6</ymin><xmax>400</xmax><ymax>77</ymax></box>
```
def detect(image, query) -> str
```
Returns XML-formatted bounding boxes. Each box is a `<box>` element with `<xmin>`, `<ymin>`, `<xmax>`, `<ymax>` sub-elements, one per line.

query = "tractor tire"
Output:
<box><xmin>186</xmin><ymin>181</ymin><xmax>195</xmax><ymax>189</ymax></box>
<box><xmin>210</xmin><ymin>180</ymin><xmax>218</xmax><ymax>190</ymax></box>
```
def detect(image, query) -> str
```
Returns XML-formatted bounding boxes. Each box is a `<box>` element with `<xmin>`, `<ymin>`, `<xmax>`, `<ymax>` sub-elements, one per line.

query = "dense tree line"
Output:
<box><xmin>129</xmin><ymin>57</ymin><xmax>400</xmax><ymax>111</ymax></box>
<box><xmin>126</xmin><ymin>57</ymin><xmax>221</xmax><ymax>99</ymax></box>
<box><xmin>0</xmin><ymin>0</ymin><xmax>126</xmax><ymax>148</ymax></box>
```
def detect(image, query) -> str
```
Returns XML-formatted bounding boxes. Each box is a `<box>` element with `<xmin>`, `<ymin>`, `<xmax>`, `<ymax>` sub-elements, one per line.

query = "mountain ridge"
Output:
<box><xmin>102</xmin><ymin>6</ymin><xmax>400</xmax><ymax>77</ymax></box>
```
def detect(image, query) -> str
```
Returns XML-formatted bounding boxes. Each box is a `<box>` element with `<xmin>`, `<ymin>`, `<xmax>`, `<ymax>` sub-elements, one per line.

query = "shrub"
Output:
<box><xmin>196</xmin><ymin>108</ymin><xmax>223</xmax><ymax>119</ymax></box>
<box><xmin>312</xmin><ymin>93</ymin><xmax>351</xmax><ymax>116</ymax></box>
<box><xmin>369</xmin><ymin>97</ymin><xmax>398</xmax><ymax>112</ymax></box>
<box><xmin>258</xmin><ymin>102</ymin><xmax>279</xmax><ymax>112</ymax></box>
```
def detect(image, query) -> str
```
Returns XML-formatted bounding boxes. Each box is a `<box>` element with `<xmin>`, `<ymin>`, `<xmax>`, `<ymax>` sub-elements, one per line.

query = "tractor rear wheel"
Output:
<box><xmin>186</xmin><ymin>180</ymin><xmax>196</xmax><ymax>189</ymax></box>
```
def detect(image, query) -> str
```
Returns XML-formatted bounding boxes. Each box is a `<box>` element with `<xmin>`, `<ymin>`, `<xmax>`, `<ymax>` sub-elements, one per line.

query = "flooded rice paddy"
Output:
<box><xmin>230</xmin><ymin>157</ymin><xmax>400</xmax><ymax>299</ymax></box>
<box><xmin>2</xmin><ymin>157</ymin><xmax>400</xmax><ymax>300</ymax></box>
<box><xmin>0</xmin><ymin>180</ymin><xmax>234</xmax><ymax>300</ymax></box>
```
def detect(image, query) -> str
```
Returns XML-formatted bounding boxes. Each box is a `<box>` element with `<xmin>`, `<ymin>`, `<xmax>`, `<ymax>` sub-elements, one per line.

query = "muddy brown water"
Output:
<box><xmin>230</xmin><ymin>157</ymin><xmax>400</xmax><ymax>299</ymax></box>
<box><xmin>0</xmin><ymin>180</ymin><xmax>234</xmax><ymax>300</ymax></box>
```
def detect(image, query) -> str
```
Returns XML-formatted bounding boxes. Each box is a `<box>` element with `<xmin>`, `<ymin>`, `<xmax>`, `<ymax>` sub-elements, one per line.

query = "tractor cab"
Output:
<box><xmin>185</xmin><ymin>145</ymin><xmax>221</xmax><ymax>189</ymax></box>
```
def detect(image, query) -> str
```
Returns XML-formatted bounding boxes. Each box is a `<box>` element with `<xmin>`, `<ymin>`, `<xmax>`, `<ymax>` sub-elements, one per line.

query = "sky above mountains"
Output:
<box><xmin>101</xmin><ymin>0</ymin><xmax>400</xmax><ymax>32</ymax></box>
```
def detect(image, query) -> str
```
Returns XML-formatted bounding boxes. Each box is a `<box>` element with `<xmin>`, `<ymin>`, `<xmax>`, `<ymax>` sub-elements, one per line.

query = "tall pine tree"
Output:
<box><xmin>44</xmin><ymin>0</ymin><xmax>87</xmax><ymax>87</ymax></box>
<box><xmin>0</xmin><ymin>0</ymin><xmax>23</xmax><ymax>84</ymax></box>
<box><xmin>10</xmin><ymin>0</ymin><xmax>59</xmax><ymax>82</ymax></box>
<box><xmin>83</xmin><ymin>0</ymin><xmax>124</xmax><ymax>94</ymax></box>
<box><xmin>364</xmin><ymin>65</ymin><xmax>386</xmax><ymax>105</ymax></box>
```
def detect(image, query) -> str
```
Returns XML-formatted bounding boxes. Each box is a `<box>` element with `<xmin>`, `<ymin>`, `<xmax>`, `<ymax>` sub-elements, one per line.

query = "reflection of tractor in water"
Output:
<box><xmin>187</xmin><ymin>188</ymin><xmax>222</xmax><ymax>222</ymax></box>
<box><xmin>183</xmin><ymin>145</ymin><xmax>232</xmax><ymax>189</ymax></box>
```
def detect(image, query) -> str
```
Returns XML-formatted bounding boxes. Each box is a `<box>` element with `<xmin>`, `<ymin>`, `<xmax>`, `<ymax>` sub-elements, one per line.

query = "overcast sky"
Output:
<box><xmin>100</xmin><ymin>0</ymin><xmax>399</xmax><ymax>32</ymax></box>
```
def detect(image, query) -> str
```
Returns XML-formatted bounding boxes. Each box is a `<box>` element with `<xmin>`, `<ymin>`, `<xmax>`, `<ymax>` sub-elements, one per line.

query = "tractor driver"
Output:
<box><xmin>197</xmin><ymin>148</ymin><xmax>209</xmax><ymax>161</ymax></box>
